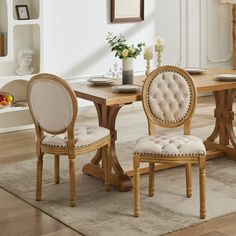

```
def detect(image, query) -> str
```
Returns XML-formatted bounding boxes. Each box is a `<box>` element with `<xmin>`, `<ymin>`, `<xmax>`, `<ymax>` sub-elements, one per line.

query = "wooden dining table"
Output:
<box><xmin>71</xmin><ymin>68</ymin><xmax>236</xmax><ymax>191</ymax></box>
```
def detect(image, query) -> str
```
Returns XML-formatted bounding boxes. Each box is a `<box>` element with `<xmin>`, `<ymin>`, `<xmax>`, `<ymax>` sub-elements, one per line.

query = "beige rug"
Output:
<box><xmin>1</xmin><ymin>140</ymin><xmax>236</xmax><ymax>236</ymax></box>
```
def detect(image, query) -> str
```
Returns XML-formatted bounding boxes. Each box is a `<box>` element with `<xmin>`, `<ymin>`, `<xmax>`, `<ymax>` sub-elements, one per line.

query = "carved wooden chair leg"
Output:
<box><xmin>69</xmin><ymin>156</ymin><xmax>76</xmax><ymax>207</ymax></box>
<box><xmin>36</xmin><ymin>154</ymin><xmax>43</xmax><ymax>201</ymax></box>
<box><xmin>199</xmin><ymin>157</ymin><xmax>206</xmax><ymax>219</ymax></box>
<box><xmin>132</xmin><ymin>66</ymin><xmax>207</xmax><ymax>218</ymax></box>
<box><xmin>149</xmin><ymin>162</ymin><xmax>155</xmax><ymax>197</ymax></box>
<box><xmin>54</xmin><ymin>155</ymin><xmax>60</xmax><ymax>184</ymax></box>
<box><xmin>134</xmin><ymin>155</ymin><xmax>140</xmax><ymax>217</ymax></box>
<box><xmin>28</xmin><ymin>74</ymin><xmax>112</xmax><ymax>207</ymax></box>
<box><xmin>103</xmin><ymin>143</ymin><xmax>111</xmax><ymax>191</ymax></box>
<box><xmin>186</xmin><ymin>163</ymin><xmax>192</xmax><ymax>198</ymax></box>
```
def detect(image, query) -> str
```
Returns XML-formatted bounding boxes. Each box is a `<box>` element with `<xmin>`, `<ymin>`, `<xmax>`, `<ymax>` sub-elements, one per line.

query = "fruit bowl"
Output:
<box><xmin>0</xmin><ymin>92</ymin><xmax>14</xmax><ymax>109</ymax></box>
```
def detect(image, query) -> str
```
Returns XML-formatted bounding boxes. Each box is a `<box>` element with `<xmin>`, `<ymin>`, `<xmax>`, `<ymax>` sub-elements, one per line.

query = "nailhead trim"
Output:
<box><xmin>42</xmin><ymin>140</ymin><xmax>101</xmax><ymax>148</ymax></box>
<box><xmin>134</xmin><ymin>152</ymin><xmax>206</xmax><ymax>157</ymax></box>
<box><xmin>42</xmin><ymin>126</ymin><xmax>109</xmax><ymax>148</ymax></box>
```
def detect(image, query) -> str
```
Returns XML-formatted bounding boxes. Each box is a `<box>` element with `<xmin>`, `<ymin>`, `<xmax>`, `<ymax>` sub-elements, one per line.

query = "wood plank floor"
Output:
<box><xmin>0</xmin><ymin>96</ymin><xmax>236</xmax><ymax>236</ymax></box>
<box><xmin>0</xmin><ymin>188</ymin><xmax>80</xmax><ymax>236</ymax></box>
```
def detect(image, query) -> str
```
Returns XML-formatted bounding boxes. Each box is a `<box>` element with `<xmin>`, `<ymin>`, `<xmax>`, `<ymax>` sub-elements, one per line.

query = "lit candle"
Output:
<box><xmin>155</xmin><ymin>36</ymin><xmax>165</xmax><ymax>52</ymax></box>
<box><xmin>144</xmin><ymin>46</ymin><xmax>153</xmax><ymax>60</ymax></box>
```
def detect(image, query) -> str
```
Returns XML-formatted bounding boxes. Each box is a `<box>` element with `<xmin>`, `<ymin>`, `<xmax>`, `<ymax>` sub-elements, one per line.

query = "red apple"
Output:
<box><xmin>0</xmin><ymin>95</ymin><xmax>6</xmax><ymax>102</ymax></box>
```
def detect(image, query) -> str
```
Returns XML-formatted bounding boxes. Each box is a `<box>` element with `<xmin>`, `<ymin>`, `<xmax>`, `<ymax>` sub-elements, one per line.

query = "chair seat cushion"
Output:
<box><xmin>134</xmin><ymin>134</ymin><xmax>206</xmax><ymax>157</ymax></box>
<box><xmin>42</xmin><ymin>125</ymin><xmax>109</xmax><ymax>148</ymax></box>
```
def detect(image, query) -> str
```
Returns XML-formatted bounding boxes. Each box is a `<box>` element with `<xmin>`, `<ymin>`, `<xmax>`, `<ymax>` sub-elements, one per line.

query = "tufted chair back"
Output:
<box><xmin>28</xmin><ymin>73</ymin><xmax>78</xmax><ymax>134</ymax></box>
<box><xmin>142</xmin><ymin>65</ymin><xmax>197</xmax><ymax>128</ymax></box>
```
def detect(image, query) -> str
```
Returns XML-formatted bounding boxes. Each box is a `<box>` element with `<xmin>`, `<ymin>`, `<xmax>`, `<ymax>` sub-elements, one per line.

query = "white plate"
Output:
<box><xmin>87</xmin><ymin>77</ymin><xmax>115</xmax><ymax>85</ymax></box>
<box><xmin>184</xmin><ymin>67</ymin><xmax>207</xmax><ymax>75</ymax></box>
<box><xmin>216</xmin><ymin>74</ymin><xmax>236</xmax><ymax>81</ymax></box>
<box><xmin>112</xmin><ymin>84</ymin><xmax>142</xmax><ymax>93</ymax></box>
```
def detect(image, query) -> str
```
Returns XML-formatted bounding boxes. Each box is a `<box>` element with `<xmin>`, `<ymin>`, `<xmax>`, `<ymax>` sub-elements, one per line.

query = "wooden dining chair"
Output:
<box><xmin>28</xmin><ymin>73</ymin><xmax>111</xmax><ymax>207</ymax></box>
<box><xmin>133</xmin><ymin>65</ymin><xmax>206</xmax><ymax>219</ymax></box>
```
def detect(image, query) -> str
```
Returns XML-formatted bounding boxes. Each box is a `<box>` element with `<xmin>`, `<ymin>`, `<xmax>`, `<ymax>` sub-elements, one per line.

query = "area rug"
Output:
<box><xmin>1</xmin><ymin>141</ymin><xmax>236</xmax><ymax>236</ymax></box>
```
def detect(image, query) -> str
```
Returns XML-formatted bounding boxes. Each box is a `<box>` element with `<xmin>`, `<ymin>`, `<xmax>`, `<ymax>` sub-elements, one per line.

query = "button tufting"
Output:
<box><xmin>148</xmin><ymin>70</ymin><xmax>192</xmax><ymax>123</ymax></box>
<box><xmin>42</xmin><ymin>125</ymin><xmax>110</xmax><ymax>148</ymax></box>
<box><xmin>134</xmin><ymin>134</ymin><xmax>206</xmax><ymax>156</ymax></box>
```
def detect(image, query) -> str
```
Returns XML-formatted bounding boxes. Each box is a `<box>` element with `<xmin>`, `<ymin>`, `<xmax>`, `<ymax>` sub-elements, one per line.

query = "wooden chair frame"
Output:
<box><xmin>134</xmin><ymin>66</ymin><xmax>206</xmax><ymax>219</ymax></box>
<box><xmin>28</xmin><ymin>73</ymin><xmax>111</xmax><ymax>207</ymax></box>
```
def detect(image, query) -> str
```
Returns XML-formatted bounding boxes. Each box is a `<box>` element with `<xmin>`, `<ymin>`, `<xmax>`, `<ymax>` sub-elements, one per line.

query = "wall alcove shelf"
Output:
<box><xmin>0</xmin><ymin>0</ymin><xmax>42</xmax><ymax>132</ymax></box>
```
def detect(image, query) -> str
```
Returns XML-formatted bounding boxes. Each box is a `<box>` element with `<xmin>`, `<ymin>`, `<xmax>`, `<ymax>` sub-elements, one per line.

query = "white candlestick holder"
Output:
<box><xmin>145</xmin><ymin>59</ymin><xmax>151</xmax><ymax>76</ymax></box>
<box><xmin>157</xmin><ymin>51</ymin><xmax>162</xmax><ymax>68</ymax></box>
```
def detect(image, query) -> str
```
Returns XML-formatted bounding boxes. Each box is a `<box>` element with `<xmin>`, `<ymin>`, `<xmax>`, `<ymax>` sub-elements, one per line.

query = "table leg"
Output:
<box><xmin>82</xmin><ymin>103</ymin><xmax>133</xmax><ymax>191</ymax></box>
<box><xmin>204</xmin><ymin>89</ymin><xmax>236</xmax><ymax>160</ymax></box>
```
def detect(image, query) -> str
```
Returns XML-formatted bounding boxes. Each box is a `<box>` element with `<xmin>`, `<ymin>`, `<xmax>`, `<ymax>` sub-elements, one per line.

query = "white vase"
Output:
<box><xmin>122</xmin><ymin>57</ymin><xmax>133</xmax><ymax>84</ymax></box>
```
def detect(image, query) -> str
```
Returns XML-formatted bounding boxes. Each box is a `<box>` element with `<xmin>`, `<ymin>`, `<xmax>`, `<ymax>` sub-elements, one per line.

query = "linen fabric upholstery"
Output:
<box><xmin>134</xmin><ymin>66</ymin><xmax>206</xmax><ymax>219</ymax></box>
<box><xmin>28</xmin><ymin>79</ymin><xmax>74</xmax><ymax>133</ymax></box>
<box><xmin>42</xmin><ymin>125</ymin><xmax>110</xmax><ymax>148</ymax></box>
<box><xmin>28</xmin><ymin>73</ymin><xmax>111</xmax><ymax>207</ymax></box>
<box><xmin>134</xmin><ymin>134</ymin><xmax>206</xmax><ymax>157</ymax></box>
<box><xmin>148</xmin><ymin>71</ymin><xmax>191</xmax><ymax>123</ymax></box>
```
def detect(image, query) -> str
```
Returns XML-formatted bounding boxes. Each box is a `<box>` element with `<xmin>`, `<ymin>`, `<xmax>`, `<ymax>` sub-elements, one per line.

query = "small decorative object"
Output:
<box><xmin>107</xmin><ymin>62</ymin><xmax>121</xmax><ymax>79</ymax></box>
<box><xmin>15</xmin><ymin>5</ymin><xmax>30</xmax><ymax>20</ymax></box>
<box><xmin>143</xmin><ymin>46</ymin><xmax>153</xmax><ymax>76</ymax></box>
<box><xmin>106</xmin><ymin>32</ymin><xmax>145</xmax><ymax>84</ymax></box>
<box><xmin>113</xmin><ymin>62</ymin><xmax>121</xmax><ymax>79</ymax></box>
<box><xmin>0</xmin><ymin>92</ymin><xmax>14</xmax><ymax>108</ymax></box>
<box><xmin>155</xmin><ymin>36</ymin><xmax>165</xmax><ymax>67</ymax></box>
<box><xmin>16</xmin><ymin>48</ymin><xmax>34</xmax><ymax>75</ymax></box>
<box><xmin>111</xmin><ymin>0</ymin><xmax>144</xmax><ymax>23</ymax></box>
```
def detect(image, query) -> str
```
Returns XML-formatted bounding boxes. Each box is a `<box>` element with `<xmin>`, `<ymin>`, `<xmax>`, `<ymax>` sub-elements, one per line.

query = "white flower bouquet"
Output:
<box><xmin>106</xmin><ymin>32</ymin><xmax>145</xmax><ymax>59</ymax></box>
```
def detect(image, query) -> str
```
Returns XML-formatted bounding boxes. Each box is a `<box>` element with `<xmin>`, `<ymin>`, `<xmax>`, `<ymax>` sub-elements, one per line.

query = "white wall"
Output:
<box><xmin>201</xmin><ymin>0</ymin><xmax>232</xmax><ymax>68</ymax></box>
<box><xmin>42</xmin><ymin>0</ymin><xmax>156</xmax><ymax>78</ymax></box>
<box><xmin>0</xmin><ymin>0</ymin><xmax>233</xmax><ymax>132</ymax></box>
<box><xmin>42</xmin><ymin>0</ymin><xmax>233</xmax><ymax>79</ymax></box>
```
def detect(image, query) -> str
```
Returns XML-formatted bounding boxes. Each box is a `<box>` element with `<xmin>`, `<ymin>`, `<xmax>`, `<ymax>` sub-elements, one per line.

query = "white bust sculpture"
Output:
<box><xmin>16</xmin><ymin>48</ymin><xmax>34</xmax><ymax>75</ymax></box>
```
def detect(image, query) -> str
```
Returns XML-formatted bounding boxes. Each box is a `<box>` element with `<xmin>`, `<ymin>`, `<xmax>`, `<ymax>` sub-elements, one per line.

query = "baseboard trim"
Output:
<box><xmin>0</xmin><ymin>124</ymin><xmax>34</xmax><ymax>134</ymax></box>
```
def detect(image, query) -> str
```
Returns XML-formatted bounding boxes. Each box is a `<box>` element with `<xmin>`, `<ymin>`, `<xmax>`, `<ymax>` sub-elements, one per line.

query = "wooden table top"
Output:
<box><xmin>71</xmin><ymin>68</ymin><xmax>236</xmax><ymax>106</ymax></box>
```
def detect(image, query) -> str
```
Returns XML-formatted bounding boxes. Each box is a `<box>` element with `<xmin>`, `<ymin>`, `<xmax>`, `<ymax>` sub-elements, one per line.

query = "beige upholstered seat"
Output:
<box><xmin>42</xmin><ymin>125</ymin><xmax>109</xmax><ymax>148</ymax></box>
<box><xmin>135</xmin><ymin>134</ymin><xmax>206</xmax><ymax>156</ymax></box>
<box><xmin>133</xmin><ymin>66</ymin><xmax>206</xmax><ymax>219</ymax></box>
<box><xmin>28</xmin><ymin>73</ymin><xmax>111</xmax><ymax>207</ymax></box>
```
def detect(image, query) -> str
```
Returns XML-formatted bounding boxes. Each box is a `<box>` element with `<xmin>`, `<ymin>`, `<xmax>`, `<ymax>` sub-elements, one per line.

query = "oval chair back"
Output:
<box><xmin>142</xmin><ymin>65</ymin><xmax>197</xmax><ymax>128</ymax></box>
<box><xmin>27</xmin><ymin>73</ymin><xmax>111</xmax><ymax>207</ymax></box>
<box><xmin>28</xmin><ymin>73</ymin><xmax>78</xmax><ymax>134</ymax></box>
<box><xmin>133</xmin><ymin>66</ymin><xmax>206</xmax><ymax>219</ymax></box>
